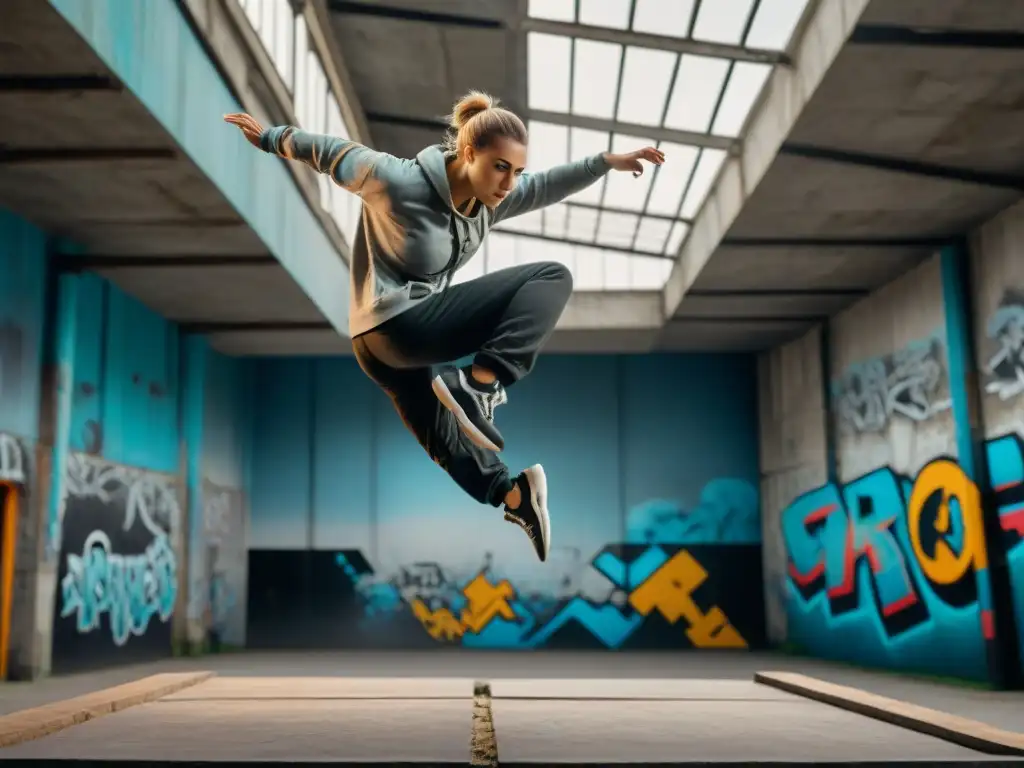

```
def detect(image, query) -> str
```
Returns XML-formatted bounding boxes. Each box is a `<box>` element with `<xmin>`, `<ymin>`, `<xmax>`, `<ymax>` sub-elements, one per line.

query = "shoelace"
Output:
<box><xmin>478</xmin><ymin>387</ymin><xmax>507</xmax><ymax>421</ymax></box>
<box><xmin>504</xmin><ymin>511</ymin><xmax>535</xmax><ymax>541</ymax></box>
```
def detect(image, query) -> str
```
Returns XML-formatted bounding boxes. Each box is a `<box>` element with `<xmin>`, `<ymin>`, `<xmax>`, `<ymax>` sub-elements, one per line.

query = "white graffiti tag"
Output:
<box><xmin>833</xmin><ymin>338</ymin><xmax>952</xmax><ymax>433</ymax></box>
<box><xmin>60</xmin><ymin>529</ymin><xmax>178</xmax><ymax>646</ymax></box>
<box><xmin>985</xmin><ymin>301</ymin><xmax>1024</xmax><ymax>401</ymax></box>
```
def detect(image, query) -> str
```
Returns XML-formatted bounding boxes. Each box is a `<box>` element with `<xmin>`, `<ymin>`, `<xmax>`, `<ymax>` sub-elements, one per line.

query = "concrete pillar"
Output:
<box><xmin>940</xmin><ymin>241</ymin><xmax>1023</xmax><ymax>689</ymax></box>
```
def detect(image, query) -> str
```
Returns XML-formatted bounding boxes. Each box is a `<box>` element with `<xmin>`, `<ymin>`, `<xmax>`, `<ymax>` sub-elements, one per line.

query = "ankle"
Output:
<box><xmin>470</xmin><ymin>364</ymin><xmax>498</xmax><ymax>387</ymax></box>
<box><xmin>504</xmin><ymin>482</ymin><xmax>521</xmax><ymax>509</ymax></box>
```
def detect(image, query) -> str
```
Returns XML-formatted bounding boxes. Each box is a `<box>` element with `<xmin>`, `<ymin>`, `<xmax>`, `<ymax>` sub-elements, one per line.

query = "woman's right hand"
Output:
<box><xmin>224</xmin><ymin>113</ymin><xmax>265</xmax><ymax>148</ymax></box>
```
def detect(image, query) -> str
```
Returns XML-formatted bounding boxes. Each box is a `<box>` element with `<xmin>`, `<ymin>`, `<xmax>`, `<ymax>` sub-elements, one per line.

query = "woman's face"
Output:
<box><xmin>464</xmin><ymin>136</ymin><xmax>527</xmax><ymax>208</ymax></box>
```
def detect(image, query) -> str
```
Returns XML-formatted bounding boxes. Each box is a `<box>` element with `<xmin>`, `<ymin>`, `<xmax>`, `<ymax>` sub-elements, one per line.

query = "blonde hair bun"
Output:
<box><xmin>450</xmin><ymin>91</ymin><xmax>496</xmax><ymax>129</ymax></box>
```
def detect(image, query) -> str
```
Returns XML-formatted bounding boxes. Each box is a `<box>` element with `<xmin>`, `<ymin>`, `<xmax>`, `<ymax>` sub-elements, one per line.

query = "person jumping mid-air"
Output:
<box><xmin>225</xmin><ymin>91</ymin><xmax>664</xmax><ymax>563</ymax></box>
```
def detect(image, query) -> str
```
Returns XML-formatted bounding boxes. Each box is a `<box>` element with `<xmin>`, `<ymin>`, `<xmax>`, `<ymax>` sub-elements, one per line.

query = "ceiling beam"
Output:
<box><xmin>56</xmin><ymin>255</ymin><xmax>277</xmax><ymax>272</ymax></box>
<box><xmin>719</xmin><ymin>236</ymin><xmax>951</xmax><ymax>248</ymax></box>
<box><xmin>182</xmin><ymin>321</ymin><xmax>333</xmax><ymax>333</ymax></box>
<box><xmin>0</xmin><ymin>147</ymin><xmax>176</xmax><ymax>164</ymax></box>
<box><xmin>520</xmin><ymin>18</ymin><xmax>789</xmax><ymax>65</ymax></box>
<box><xmin>529</xmin><ymin>110</ymin><xmax>736</xmax><ymax>151</ymax></box>
<box><xmin>326</xmin><ymin>1</ymin><xmax>503</xmax><ymax>29</ymax></box>
<box><xmin>0</xmin><ymin>75</ymin><xmax>121</xmax><ymax>92</ymax></box>
<box><xmin>779</xmin><ymin>143</ymin><xmax>1024</xmax><ymax>191</ymax></box>
<box><xmin>687</xmin><ymin>288</ymin><xmax>869</xmax><ymax>297</ymax></box>
<box><xmin>492</xmin><ymin>228</ymin><xmax>674</xmax><ymax>259</ymax></box>
<box><xmin>849</xmin><ymin>24</ymin><xmax>1024</xmax><ymax>51</ymax></box>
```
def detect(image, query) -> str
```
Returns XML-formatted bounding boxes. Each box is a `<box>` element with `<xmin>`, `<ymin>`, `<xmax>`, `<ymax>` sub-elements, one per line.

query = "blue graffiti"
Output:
<box><xmin>625</xmin><ymin>478</ymin><xmax>760</xmax><ymax>545</ymax></box>
<box><xmin>780</xmin><ymin>435</ymin><xmax>1024</xmax><ymax>682</ymax></box>
<box><xmin>783</xmin><ymin>468</ymin><xmax>919</xmax><ymax>620</ymax></box>
<box><xmin>523</xmin><ymin>600</ymin><xmax>643</xmax><ymax>648</ymax></box>
<box><xmin>60</xmin><ymin>530</ymin><xmax>177</xmax><ymax>646</ymax></box>
<box><xmin>988</xmin><ymin>435</ymin><xmax>1024</xmax><ymax>541</ymax></box>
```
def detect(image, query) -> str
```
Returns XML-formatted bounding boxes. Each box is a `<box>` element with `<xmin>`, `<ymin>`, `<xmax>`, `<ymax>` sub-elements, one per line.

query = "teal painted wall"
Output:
<box><xmin>0</xmin><ymin>209</ymin><xmax>48</xmax><ymax>446</ymax></box>
<box><xmin>245</xmin><ymin>354</ymin><xmax>766</xmax><ymax>651</ymax></box>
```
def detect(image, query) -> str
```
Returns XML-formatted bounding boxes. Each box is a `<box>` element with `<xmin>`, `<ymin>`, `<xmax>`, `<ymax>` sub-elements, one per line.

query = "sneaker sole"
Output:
<box><xmin>431</xmin><ymin>375</ymin><xmax>503</xmax><ymax>453</ymax></box>
<box><xmin>525</xmin><ymin>464</ymin><xmax>551</xmax><ymax>562</ymax></box>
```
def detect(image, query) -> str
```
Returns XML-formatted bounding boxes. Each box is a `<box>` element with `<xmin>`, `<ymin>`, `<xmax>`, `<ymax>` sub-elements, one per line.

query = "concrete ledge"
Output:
<box><xmin>755</xmin><ymin>671</ymin><xmax>1024</xmax><ymax>756</ymax></box>
<box><xmin>0</xmin><ymin>670</ymin><xmax>215</xmax><ymax>748</ymax></box>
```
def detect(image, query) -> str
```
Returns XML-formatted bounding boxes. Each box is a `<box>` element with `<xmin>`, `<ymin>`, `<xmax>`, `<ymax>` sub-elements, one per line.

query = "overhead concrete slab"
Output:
<box><xmin>0</xmin><ymin>0</ymin><xmax>349</xmax><ymax>354</ymax></box>
<box><xmin>329</xmin><ymin>0</ymin><xmax>517</xmax><ymax>160</ymax></box>
<box><xmin>94</xmin><ymin>263</ymin><xmax>327</xmax><ymax>325</ymax></box>
<box><xmin>665</xmin><ymin>0</ymin><xmax>1024</xmax><ymax>352</ymax></box>
<box><xmin>725</xmin><ymin>155</ymin><xmax>1020</xmax><ymax>239</ymax></box>
<box><xmin>785</xmin><ymin>46</ymin><xmax>1024</xmax><ymax>174</ymax></box>
<box><xmin>691</xmin><ymin>244</ymin><xmax>929</xmax><ymax>293</ymax></box>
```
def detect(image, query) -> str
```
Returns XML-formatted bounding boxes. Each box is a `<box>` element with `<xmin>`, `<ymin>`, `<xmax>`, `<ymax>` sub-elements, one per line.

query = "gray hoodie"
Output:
<box><xmin>260</xmin><ymin>126</ymin><xmax>612</xmax><ymax>337</ymax></box>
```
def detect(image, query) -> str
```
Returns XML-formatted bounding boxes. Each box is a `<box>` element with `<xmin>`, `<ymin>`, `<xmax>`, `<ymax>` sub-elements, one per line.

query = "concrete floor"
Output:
<box><xmin>1</xmin><ymin>651</ymin><xmax>1022</xmax><ymax>764</ymax></box>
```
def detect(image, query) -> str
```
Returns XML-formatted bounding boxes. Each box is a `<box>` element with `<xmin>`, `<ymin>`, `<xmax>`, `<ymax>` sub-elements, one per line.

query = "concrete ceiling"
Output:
<box><xmin>0</xmin><ymin>0</ymin><xmax>330</xmax><ymax>357</ymax></box>
<box><xmin>327</xmin><ymin>0</ymin><xmax>1024</xmax><ymax>355</ymax></box>
<box><xmin>669</xmin><ymin>0</ymin><xmax>1024</xmax><ymax>348</ymax></box>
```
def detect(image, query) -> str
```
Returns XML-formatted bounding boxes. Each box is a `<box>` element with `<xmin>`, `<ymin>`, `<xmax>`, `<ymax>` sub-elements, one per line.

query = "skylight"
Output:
<box><xmin>511</xmin><ymin>0</ymin><xmax>813</xmax><ymax>288</ymax></box>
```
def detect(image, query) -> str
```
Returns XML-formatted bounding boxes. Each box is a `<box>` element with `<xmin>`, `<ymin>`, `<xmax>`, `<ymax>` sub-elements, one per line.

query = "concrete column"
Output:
<box><xmin>940</xmin><ymin>241</ymin><xmax>1022</xmax><ymax>689</ymax></box>
<box><xmin>12</xmin><ymin>271</ymin><xmax>79</xmax><ymax>679</ymax></box>
<box><xmin>181</xmin><ymin>335</ymin><xmax>208</xmax><ymax>654</ymax></box>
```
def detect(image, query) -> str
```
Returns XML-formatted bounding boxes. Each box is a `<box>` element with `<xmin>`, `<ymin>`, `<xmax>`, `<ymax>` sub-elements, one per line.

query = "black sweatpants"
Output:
<box><xmin>352</xmin><ymin>261</ymin><xmax>573</xmax><ymax>507</ymax></box>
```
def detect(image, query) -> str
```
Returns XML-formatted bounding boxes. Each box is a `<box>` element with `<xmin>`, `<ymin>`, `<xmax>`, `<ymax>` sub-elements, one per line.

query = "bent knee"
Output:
<box><xmin>536</xmin><ymin>260</ymin><xmax>574</xmax><ymax>291</ymax></box>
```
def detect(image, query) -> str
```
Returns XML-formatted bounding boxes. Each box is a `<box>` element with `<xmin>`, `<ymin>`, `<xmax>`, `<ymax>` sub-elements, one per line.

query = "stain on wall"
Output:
<box><xmin>757</xmin><ymin>327</ymin><xmax>829</xmax><ymax>644</ymax></box>
<box><xmin>245</xmin><ymin>353</ymin><xmax>764</xmax><ymax>650</ymax></box>
<box><xmin>184</xmin><ymin>340</ymin><xmax>253</xmax><ymax>653</ymax></box>
<box><xmin>192</xmin><ymin>479</ymin><xmax>247</xmax><ymax>649</ymax></box>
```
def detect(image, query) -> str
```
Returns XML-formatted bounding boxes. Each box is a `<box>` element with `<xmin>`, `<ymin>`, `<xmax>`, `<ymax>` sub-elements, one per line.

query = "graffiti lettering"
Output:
<box><xmin>460</xmin><ymin>573</ymin><xmax>517</xmax><ymax>633</ymax></box>
<box><xmin>784</xmin><ymin>435</ymin><xmax>1024</xmax><ymax>642</ymax></box>
<box><xmin>833</xmin><ymin>335</ymin><xmax>952</xmax><ymax>434</ymax></box>
<box><xmin>984</xmin><ymin>294</ymin><xmax>1024</xmax><ymax>401</ymax></box>
<box><xmin>59</xmin><ymin>530</ymin><xmax>177</xmax><ymax>646</ymax></box>
<box><xmin>628</xmin><ymin>550</ymin><xmax>746</xmax><ymax>647</ymax></box>
<box><xmin>411</xmin><ymin>601</ymin><xmax>464</xmax><ymax>641</ymax></box>
<box><xmin>347</xmin><ymin>544</ymin><xmax>754</xmax><ymax>650</ymax></box>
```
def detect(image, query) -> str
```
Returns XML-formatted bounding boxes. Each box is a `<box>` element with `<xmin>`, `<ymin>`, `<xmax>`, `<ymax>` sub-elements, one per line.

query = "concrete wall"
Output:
<box><xmin>0</xmin><ymin>209</ymin><xmax>49</xmax><ymax>681</ymax></box>
<box><xmin>970</xmin><ymin>199</ymin><xmax>1024</xmax><ymax>679</ymax></box>
<box><xmin>758</xmin><ymin>327</ymin><xmax>829</xmax><ymax>645</ymax></box>
<box><xmin>760</xmin><ymin>238</ymin><xmax>1024</xmax><ymax>685</ymax></box>
<box><xmin>245</xmin><ymin>354</ymin><xmax>767</xmax><ymax>651</ymax></box>
<box><xmin>0</xmin><ymin>207</ymin><xmax>254</xmax><ymax>679</ymax></box>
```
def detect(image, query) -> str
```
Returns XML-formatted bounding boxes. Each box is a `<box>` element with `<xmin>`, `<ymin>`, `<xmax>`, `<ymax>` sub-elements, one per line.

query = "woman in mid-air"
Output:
<box><xmin>225</xmin><ymin>91</ymin><xmax>664</xmax><ymax>563</ymax></box>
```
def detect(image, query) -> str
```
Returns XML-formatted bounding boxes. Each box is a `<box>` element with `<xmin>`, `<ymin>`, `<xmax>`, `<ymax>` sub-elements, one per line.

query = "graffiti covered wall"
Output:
<box><xmin>971</xmin><ymin>202</ymin><xmax>1024</xmax><ymax>672</ymax></box>
<box><xmin>52</xmin><ymin>453</ymin><xmax>180</xmax><ymax>673</ymax></box>
<box><xmin>773</xmin><ymin>256</ymin><xmax>1001</xmax><ymax>680</ymax></box>
<box><xmin>247</xmin><ymin>354</ymin><xmax>765</xmax><ymax>650</ymax></box>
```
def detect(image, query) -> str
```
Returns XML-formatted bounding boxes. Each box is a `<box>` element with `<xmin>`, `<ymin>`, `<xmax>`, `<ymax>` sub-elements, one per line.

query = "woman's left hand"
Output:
<box><xmin>604</xmin><ymin>147</ymin><xmax>666</xmax><ymax>177</ymax></box>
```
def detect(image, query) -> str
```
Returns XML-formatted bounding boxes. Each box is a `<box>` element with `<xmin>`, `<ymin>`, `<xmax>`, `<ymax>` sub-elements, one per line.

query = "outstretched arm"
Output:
<box><xmin>225</xmin><ymin>112</ymin><xmax>391</xmax><ymax>199</ymax></box>
<box><xmin>492</xmin><ymin>146</ymin><xmax>665</xmax><ymax>224</ymax></box>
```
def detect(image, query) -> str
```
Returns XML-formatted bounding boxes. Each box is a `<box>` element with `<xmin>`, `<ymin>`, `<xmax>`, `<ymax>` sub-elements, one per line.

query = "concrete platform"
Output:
<box><xmin>1</xmin><ymin>673</ymin><xmax>1022</xmax><ymax>766</ymax></box>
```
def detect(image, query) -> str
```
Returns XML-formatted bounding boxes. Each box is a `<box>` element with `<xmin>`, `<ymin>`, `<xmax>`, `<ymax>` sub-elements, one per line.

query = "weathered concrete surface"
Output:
<box><xmin>491</xmin><ymin>697</ymin><xmax>993</xmax><ymax>764</ymax></box>
<box><xmin>757</xmin><ymin>672</ymin><xmax>1024</xmax><ymax>756</ymax></box>
<box><xmin>1</xmin><ymin>697</ymin><xmax>475</xmax><ymax>762</ymax></box>
<box><xmin>0</xmin><ymin>671</ymin><xmax>214</xmax><ymax>747</ymax></box>
<box><xmin>161</xmin><ymin>675</ymin><xmax>475</xmax><ymax>700</ymax></box>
